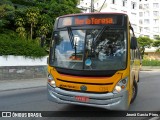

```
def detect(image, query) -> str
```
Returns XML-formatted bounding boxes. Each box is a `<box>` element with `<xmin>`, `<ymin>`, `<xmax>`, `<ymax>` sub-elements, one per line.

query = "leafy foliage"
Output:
<box><xmin>153</xmin><ymin>40</ymin><xmax>160</xmax><ymax>47</ymax></box>
<box><xmin>0</xmin><ymin>0</ymin><xmax>15</xmax><ymax>28</ymax></box>
<box><xmin>0</xmin><ymin>0</ymin><xmax>80</xmax><ymax>57</ymax></box>
<box><xmin>12</xmin><ymin>0</ymin><xmax>80</xmax><ymax>40</ymax></box>
<box><xmin>36</xmin><ymin>14</ymin><xmax>52</xmax><ymax>36</ymax></box>
<box><xmin>153</xmin><ymin>37</ymin><xmax>160</xmax><ymax>52</ymax></box>
<box><xmin>137</xmin><ymin>37</ymin><xmax>153</xmax><ymax>59</ymax></box>
<box><xmin>0</xmin><ymin>31</ymin><xmax>47</xmax><ymax>57</ymax></box>
<box><xmin>26</xmin><ymin>7</ymin><xmax>40</xmax><ymax>40</ymax></box>
<box><xmin>142</xmin><ymin>59</ymin><xmax>160</xmax><ymax>66</ymax></box>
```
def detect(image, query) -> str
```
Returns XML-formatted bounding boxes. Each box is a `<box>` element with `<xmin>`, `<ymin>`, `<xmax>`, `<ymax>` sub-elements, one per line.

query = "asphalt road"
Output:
<box><xmin>0</xmin><ymin>71</ymin><xmax>160</xmax><ymax>120</ymax></box>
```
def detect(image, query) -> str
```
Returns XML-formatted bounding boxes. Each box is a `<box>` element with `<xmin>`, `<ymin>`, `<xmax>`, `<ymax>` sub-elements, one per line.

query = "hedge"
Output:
<box><xmin>142</xmin><ymin>59</ymin><xmax>160</xmax><ymax>66</ymax></box>
<box><xmin>0</xmin><ymin>31</ymin><xmax>48</xmax><ymax>58</ymax></box>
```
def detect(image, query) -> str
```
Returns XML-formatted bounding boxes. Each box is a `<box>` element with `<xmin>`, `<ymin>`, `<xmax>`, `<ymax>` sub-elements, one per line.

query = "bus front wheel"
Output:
<box><xmin>130</xmin><ymin>80</ymin><xmax>138</xmax><ymax>104</ymax></box>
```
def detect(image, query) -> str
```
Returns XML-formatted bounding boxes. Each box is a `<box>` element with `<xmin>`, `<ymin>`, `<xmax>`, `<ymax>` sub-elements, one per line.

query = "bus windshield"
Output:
<box><xmin>51</xmin><ymin>26</ymin><xmax>127</xmax><ymax>70</ymax></box>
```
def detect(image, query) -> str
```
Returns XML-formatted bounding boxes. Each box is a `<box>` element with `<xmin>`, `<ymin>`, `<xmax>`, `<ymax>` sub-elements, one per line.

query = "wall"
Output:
<box><xmin>0</xmin><ymin>55</ymin><xmax>47</xmax><ymax>66</ymax></box>
<box><xmin>145</xmin><ymin>52</ymin><xmax>160</xmax><ymax>60</ymax></box>
<box><xmin>0</xmin><ymin>56</ymin><xmax>48</xmax><ymax>80</ymax></box>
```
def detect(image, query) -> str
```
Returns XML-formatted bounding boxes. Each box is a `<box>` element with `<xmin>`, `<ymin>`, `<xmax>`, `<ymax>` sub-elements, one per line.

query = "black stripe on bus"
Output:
<box><xmin>56</xmin><ymin>78</ymin><xmax>113</xmax><ymax>85</ymax></box>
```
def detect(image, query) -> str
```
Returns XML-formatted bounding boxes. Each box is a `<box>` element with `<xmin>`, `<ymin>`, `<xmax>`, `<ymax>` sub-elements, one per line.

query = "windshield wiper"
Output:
<box><xmin>89</xmin><ymin>26</ymin><xmax>110</xmax><ymax>57</ymax></box>
<box><xmin>94</xmin><ymin>26</ymin><xmax>110</xmax><ymax>43</ymax></box>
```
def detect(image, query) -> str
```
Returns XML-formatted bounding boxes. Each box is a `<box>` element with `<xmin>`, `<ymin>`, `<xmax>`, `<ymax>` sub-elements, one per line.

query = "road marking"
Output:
<box><xmin>149</xmin><ymin>117</ymin><xmax>160</xmax><ymax>120</ymax></box>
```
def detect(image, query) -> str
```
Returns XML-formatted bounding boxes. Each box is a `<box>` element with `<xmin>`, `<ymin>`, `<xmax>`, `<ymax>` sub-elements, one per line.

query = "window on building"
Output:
<box><xmin>139</xmin><ymin>27</ymin><xmax>143</xmax><ymax>32</ymax></box>
<box><xmin>153</xmin><ymin>19</ymin><xmax>159</xmax><ymax>24</ymax></box>
<box><xmin>123</xmin><ymin>1</ymin><xmax>125</xmax><ymax>6</ymax></box>
<box><xmin>139</xmin><ymin>4</ymin><xmax>142</xmax><ymax>9</ymax></box>
<box><xmin>139</xmin><ymin>20</ymin><xmax>143</xmax><ymax>24</ymax></box>
<box><xmin>153</xmin><ymin>27</ymin><xmax>159</xmax><ymax>32</ymax></box>
<box><xmin>144</xmin><ymin>19</ymin><xmax>149</xmax><ymax>24</ymax></box>
<box><xmin>112</xmin><ymin>0</ymin><xmax>115</xmax><ymax>4</ymax></box>
<box><xmin>144</xmin><ymin>27</ymin><xmax>150</xmax><ymax>31</ymax></box>
<box><xmin>153</xmin><ymin>35</ymin><xmax>159</xmax><ymax>39</ymax></box>
<box><xmin>111</xmin><ymin>8</ymin><xmax>117</xmax><ymax>11</ymax></box>
<box><xmin>139</xmin><ymin>12</ymin><xmax>143</xmax><ymax>17</ymax></box>
<box><xmin>153</xmin><ymin>3</ymin><xmax>159</xmax><ymax>8</ymax></box>
<box><xmin>144</xmin><ymin>4</ymin><xmax>149</xmax><ymax>9</ymax></box>
<box><xmin>153</xmin><ymin>11</ymin><xmax>159</xmax><ymax>16</ymax></box>
<box><xmin>131</xmin><ymin>13</ymin><xmax>136</xmax><ymax>18</ymax></box>
<box><xmin>121</xmin><ymin>10</ymin><xmax>127</xmax><ymax>13</ymax></box>
<box><xmin>144</xmin><ymin>11</ymin><xmax>150</xmax><ymax>16</ymax></box>
<box><xmin>132</xmin><ymin>3</ymin><xmax>135</xmax><ymax>9</ymax></box>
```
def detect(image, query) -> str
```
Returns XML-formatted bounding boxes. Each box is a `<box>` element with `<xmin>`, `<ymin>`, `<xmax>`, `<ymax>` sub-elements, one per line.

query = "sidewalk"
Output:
<box><xmin>0</xmin><ymin>78</ymin><xmax>46</xmax><ymax>91</ymax></box>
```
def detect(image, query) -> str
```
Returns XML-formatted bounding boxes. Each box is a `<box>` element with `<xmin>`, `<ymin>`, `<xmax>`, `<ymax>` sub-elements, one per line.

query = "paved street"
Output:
<box><xmin>0</xmin><ymin>78</ymin><xmax>46</xmax><ymax>91</ymax></box>
<box><xmin>129</xmin><ymin>71</ymin><xmax>160</xmax><ymax>111</ymax></box>
<box><xmin>0</xmin><ymin>71</ymin><xmax>160</xmax><ymax>120</ymax></box>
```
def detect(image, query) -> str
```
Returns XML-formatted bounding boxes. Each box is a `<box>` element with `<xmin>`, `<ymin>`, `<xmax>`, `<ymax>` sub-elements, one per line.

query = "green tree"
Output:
<box><xmin>15</xmin><ymin>17</ymin><xmax>26</xmax><ymax>38</ymax></box>
<box><xmin>153</xmin><ymin>37</ymin><xmax>160</xmax><ymax>52</ymax></box>
<box><xmin>0</xmin><ymin>0</ymin><xmax>15</xmax><ymax>29</ymax></box>
<box><xmin>26</xmin><ymin>7</ymin><xmax>40</xmax><ymax>40</ymax></box>
<box><xmin>2</xmin><ymin>0</ymin><xmax>80</xmax><ymax>41</ymax></box>
<box><xmin>137</xmin><ymin>36</ymin><xmax>153</xmax><ymax>59</ymax></box>
<box><xmin>0</xmin><ymin>0</ymin><xmax>81</xmax><ymax>56</ymax></box>
<box><xmin>47</xmin><ymin>0</ymin><xmax>80</xmax><ymax>23</ymax></box>
<box><xmin>37</xmin><ymin>14</ymin><xmax>52</xmax><ymax>36</ymax></box>
<box><xmin>36</xmin><ymin>14</ymin><xmax>53</xmax><ymax>47</ymax></box>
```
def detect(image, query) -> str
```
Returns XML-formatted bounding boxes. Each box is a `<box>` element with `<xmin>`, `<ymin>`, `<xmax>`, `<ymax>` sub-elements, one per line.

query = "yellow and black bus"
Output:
<box><xmin>47</xmin><ymin>12</ymin><xmax>141</xmax><ymax>110</ymax></box>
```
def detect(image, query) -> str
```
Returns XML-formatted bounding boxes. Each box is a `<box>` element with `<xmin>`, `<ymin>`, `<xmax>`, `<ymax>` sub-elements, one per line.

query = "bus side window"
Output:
<box><xmin>130</xmin><ymin>30</ymin><xmax>134</xmax><ymax>60</ymax></box>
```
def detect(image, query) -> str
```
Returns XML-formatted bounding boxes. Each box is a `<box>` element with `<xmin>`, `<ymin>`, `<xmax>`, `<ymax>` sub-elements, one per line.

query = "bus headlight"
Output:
<box><xmin>48</xmin><ymin>73</ymin><xmax>56</xmax><ymax>87</ymax></box>
<box><xmin>113</xmin><ymin>77</ymin><xmax>128</xmax><ymax>94</ymax></box>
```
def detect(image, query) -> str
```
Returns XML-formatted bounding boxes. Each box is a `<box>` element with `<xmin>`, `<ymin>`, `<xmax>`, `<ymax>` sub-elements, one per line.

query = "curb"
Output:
<box><xmin>0</xmin><ymin>78</ymin><xmax>46</xmax><ymax>91</ymax></box>
<box><xmin>141</xmin><ymin>66</ymin><xmax>160</xmax><ymax>71</ymax></box>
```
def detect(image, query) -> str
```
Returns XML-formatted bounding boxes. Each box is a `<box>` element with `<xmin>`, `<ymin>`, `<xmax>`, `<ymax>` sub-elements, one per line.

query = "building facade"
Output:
<box><xmin>77</xmin><ymin>0</ymin><xmax>160</xmax><ymax>39</ymax></box>
<box><xmin>139</xmin><ymin>0</ymin><xmax>160</xmax><ymax>39</ymax></box>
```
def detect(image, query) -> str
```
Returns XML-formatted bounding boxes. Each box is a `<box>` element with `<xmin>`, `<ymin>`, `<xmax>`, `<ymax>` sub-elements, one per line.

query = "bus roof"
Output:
<box><xmin>59</xmin><ymin>12</ymin><xmax>128</xmax><ymax>18</ymax></box>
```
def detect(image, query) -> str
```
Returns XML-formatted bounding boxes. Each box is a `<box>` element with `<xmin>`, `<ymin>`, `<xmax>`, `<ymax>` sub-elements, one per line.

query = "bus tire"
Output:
<box><xmin>137</xmin><ymin>71</ymin><xmax>140</xmax><ymax>82</ymax></box>
<box><xmin>130</xmin><ymin>80</ymin><xmax>138</xmax><ymax>104</ymax></box>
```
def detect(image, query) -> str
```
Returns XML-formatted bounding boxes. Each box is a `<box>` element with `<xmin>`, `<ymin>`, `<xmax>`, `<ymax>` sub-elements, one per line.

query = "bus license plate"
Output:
<box><xmin>75</xmin><ymin>96</ymin><xmax>89</xmax><ymax>102</ymax></box>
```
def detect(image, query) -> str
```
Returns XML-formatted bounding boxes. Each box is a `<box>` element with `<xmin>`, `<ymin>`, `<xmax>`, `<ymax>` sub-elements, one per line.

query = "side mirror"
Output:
<box><xmin>130</xmin><ymin>36</ymin><xmax>137</xmax><ymax>49</ymax></box>
<box><xmin>54</xmin><ymin>32</ymin><xmax>59</xmax><ymax>41</ymax></box>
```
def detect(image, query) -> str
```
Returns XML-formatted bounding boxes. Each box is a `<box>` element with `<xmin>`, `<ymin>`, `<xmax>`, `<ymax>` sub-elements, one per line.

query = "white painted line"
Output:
<box><xmin>149</xmin><ymin>117</ymin><xmax>160</xmax><ymax>120</ymax></box>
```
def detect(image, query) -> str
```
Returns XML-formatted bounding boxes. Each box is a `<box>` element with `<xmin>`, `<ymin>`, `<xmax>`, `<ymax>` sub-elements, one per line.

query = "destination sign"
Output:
<box><xmin>74</xmin><ymin>17</ymin><xmax>114</xmax><ymax>25</ymax></box>
<box><xmin>57</xmin><ymin>14</ymin><xmax>122</xmax><ymax>28</ymax></box>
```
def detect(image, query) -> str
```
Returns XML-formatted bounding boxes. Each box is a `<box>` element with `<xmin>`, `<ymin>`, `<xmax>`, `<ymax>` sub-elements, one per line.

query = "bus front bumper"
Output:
<box><xmin>47</xmin><ymin>84</ymin><xmax>129</xmax><ymax>110</ymax></box>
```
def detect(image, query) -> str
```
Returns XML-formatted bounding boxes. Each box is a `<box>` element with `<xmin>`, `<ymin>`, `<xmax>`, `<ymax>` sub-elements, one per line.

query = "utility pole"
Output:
<box><xmin>91</xmin><ymin>0</ymin><xmax>94</xmax><ymax>12</ymax></box>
